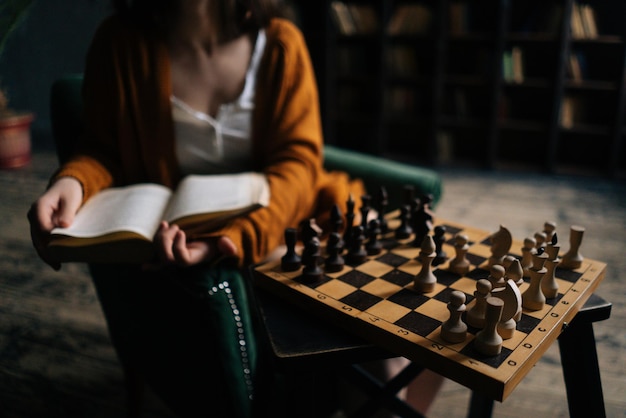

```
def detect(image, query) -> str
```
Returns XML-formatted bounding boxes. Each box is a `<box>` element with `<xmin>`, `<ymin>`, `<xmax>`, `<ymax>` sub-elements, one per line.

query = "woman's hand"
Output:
<box><xmin>153</xmin><ymin>221</ymin><xmax>238</xmax><ymax>267</ymax></box>
<box><xmin>27</xmin><ymin>177</ymin><xmax>83</xmax><ymax>270</ymax></box>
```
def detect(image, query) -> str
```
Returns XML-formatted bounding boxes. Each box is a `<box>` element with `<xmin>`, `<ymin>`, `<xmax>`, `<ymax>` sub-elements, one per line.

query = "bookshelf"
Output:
<box><xmin>297</xmin><ymin>0</ymin><xmax>626</xmax><ymax>176</ymax></box>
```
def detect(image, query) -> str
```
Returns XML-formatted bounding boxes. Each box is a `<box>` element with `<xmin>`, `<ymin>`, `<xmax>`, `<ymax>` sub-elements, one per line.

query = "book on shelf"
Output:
<box><xmin>571</xmin><ymin>2</ymin><xmax>598</xmax><ymax>39</ymax></box>
<box><xmin>330</xmin><ymin>1</ymin><xmax>378</xmax><ymax>35</ymax></box>
<box><xmin>560</xmin><ymin>95</ymin><xmax>586</xmax><ymax>129</ymax></box>
<box><xmin>567</xmin><ymin>51</ymin><xmax>584</xmax><ymax>82</ymax></box>
<box><xmin>47</xmin><ymin>172</ymin><xmax>270</xmax><ymax>263</ymax></box>
<box><xmin>511</xmin><ymin>46</ymin><xmax>524</xmax><ymax>83</ymax></box>
<box><xmin>387</xmin><ymin>4</ymin><xmax>432</xmax><ymax>35</ymax></box>
<box><xmin>330</xmin><ymin>1</ymin><xmax>356</xmax><ymax>35</ymax></box>
<box><xmin>502</xmin><ymin>47</ymin><xmax>524</xmax><ymax>83</ymax></box>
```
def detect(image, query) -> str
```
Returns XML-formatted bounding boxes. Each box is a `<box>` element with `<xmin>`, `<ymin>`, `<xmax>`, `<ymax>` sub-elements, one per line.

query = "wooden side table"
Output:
<box><xmin>250</xmin><ymin>287</ymin><xmax>611</xmax><ymax>418</ymax></box>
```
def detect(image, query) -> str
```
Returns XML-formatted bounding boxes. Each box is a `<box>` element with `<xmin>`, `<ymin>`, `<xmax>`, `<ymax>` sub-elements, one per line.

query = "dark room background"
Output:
<box><xmin>0</xmin><ymin>0</ymin><xmax>111</xmax><ymax>151</ymax></box>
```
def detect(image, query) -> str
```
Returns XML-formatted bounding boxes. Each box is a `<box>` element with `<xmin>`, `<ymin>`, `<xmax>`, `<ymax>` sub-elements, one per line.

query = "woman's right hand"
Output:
<box><xmin>27</xmin><ymin>177</ymin><xmax>83</xmax><ymax>270</ymax></box>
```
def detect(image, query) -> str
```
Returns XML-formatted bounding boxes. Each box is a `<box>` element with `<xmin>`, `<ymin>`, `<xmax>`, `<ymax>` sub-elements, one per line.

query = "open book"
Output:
<box><xmin>48</xmin><ymin>172</ymin><xmax>270</xmax><ymax>263</ymax></box>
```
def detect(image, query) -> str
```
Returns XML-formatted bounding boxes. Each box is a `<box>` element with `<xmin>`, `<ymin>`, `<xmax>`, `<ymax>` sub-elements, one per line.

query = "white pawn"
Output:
<box><xmin>543</xmin><ymin>221</ymin><xmax>557</xmax><ymax>244</ymax></box>
<box><xmin>414</xmin><ymin>235</ymin><xmax>437</xmax><ymax>293</ymax></box>
<box><xmin>487</xmin><ymin>264</ymin><xmax>506</xmax><ymax>290</ymax></box>
<box><xmin>534</xmin><ymin>231</ymin><xmax>547</xmax><ymax>251</ymax></box>
<box><xmin>474</xmin><ymin>297</ymin><xmax>504</xmax><ymax>356</ymax></box>
<box><xmin>542</xmin><ymin>242</ymin><xmax>560</xmax><ymax>299</ymax></box>
<box><xmin>449</xmin><ymin>233</ymin><xmax>471</xmax><ymax>275</ymax></box>
<box><xmin>522</xmin><ymin>252</ymin><xmax>548</xmax><ymax>311</ymax></box>
<box><xmin>466</xmin><ymin>279</ymin><xmax>492</xmax><ymax>329</ymax></box>
<box><xmin>441</xmin><ymin>291</ymin><xmax>468</xmax><ymax>343</ymax></box>
<box><xmin>560</xmin><ymin>225</ymin><xmax>585</xmax><ymax>269</ymax></box>
<box><xmin>520</xmin><ymin>237</ymin><xmax>536</xmax><ymax>278</ymax></box>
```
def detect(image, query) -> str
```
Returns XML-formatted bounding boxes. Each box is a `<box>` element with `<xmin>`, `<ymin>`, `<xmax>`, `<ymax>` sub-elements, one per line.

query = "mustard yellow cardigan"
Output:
<box><xmin>54</xmin><ymin>16</ymin><xmax>364</xmax><ymax>267</ymax></box>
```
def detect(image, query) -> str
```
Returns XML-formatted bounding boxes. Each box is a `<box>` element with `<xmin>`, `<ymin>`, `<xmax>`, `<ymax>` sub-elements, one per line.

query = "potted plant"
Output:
<box><xmin>0</xmin><ymin>0</ymin><xmax>34</xmax><ymax>169</ymax></box>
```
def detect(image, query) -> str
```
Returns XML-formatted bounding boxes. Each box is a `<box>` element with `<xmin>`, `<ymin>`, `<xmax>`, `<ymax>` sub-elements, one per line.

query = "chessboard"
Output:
<box><xmin>252</xmin><ymin>212</ymin><xmax>606</xmax><ymax>401</ymax></box>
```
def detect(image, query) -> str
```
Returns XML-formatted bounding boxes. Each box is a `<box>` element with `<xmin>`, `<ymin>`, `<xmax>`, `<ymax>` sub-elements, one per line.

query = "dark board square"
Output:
<box><xmin>381</xmin><ymin>238</ymin><xmax>402</xmax><ymax>250</ymax></box>
<box><xmin>381</xmin><ymin>269</ymin><xmax>414</xmax><ymax>287</ymax></box>
<box><xmin>388</xmin><ymin>288</ymin><xmax>429</xmax><ymax>310</ymax></box>
<box><xmin>466</xmin><ymin>267</ymin><xmax>490</xmax><ymax>280</ymax></box>
<box><xmin>460</xmin><ymin>342</ymin><xmax>514</xmax><ymax>369</ymax></box>
<box><xmin>433</xmin><ymin>287</ymin><xmax>474</xmax><ymax>305</ymax></box>
<box><xmin>555</xmin><ymin>267</ymin><xmax>583</xmax><ymax>283</ymax></box>
<box><xmin>517</xmin><ymin>313</ymin><xmax>541</xmax><ymax>334</ymax></box>
<box><xmin>295</xmin><ymin>274</ymin><xmax>332</xmax><ymax>288</ymax></box>
<box><xmin>545</xmin><ymin>293</ymin><xmax>563</xmax><ymax>307</ymax></box>
<box><xmin>337</xmin><ymin>269</ymin><xmax>376</xmax><ymax>288</ymax></box>
<box><xmin>434</xmin><ymin>269</ymin><xmax>461</xmax><ymax>286</ymax></box>
<box><xmin>340</xmin><ymin>289</ymin><xmax>382</xmax><ymax>311</ymax></box>
<box><xmin>467</xmin><ymin>253</ymin><xmax>488</xmax><ymax>266</ymax></box>
<box><xmin>376</xmin><ymin>251</ymin><xmax>409</xmax><ymax>268</ymax></box>
<box><xmin>395</xmin><ymin>311</ymin><xmax>442</xmax><ymax>337</ymax></box>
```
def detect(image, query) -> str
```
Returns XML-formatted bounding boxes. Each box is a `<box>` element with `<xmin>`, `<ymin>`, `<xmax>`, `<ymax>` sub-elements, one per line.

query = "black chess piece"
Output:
<box><xmin>433</xmin><ymin>225</ymin><xmax>447</xmax><ymax>266</ymax></box>
<box><xmin>347</xmin><ymin>225</ymin><xmax>367</xmax><ymax>264</ymax></box>
<box><xmin>281</xmin><ymin>227</ymin><xmax>301</xmax><ymax>271</ymax></box>
<box><xmin>300</xmin><ymin>218</ymin><xmax>321</xmax><ymax>244</ymax></box>
<box><xmin>366</xmin><ymin>219</ymin><xmax>383</xmax><ymax>255</ymax></box>
<box><xmin>325</xmin><ymin>231</ymin><xmax>345</xmax><ymax>272</ymax></box>
<box><xmin>330</xmin><ymin>204</ymin><xmax>344</xmax><ymax>234</ymax></box>
<box><xmin>302</xmin><ymin>237</ymin><xmax>323</xmax><ymax>282</ymax></box>
<box><xmin>360</xmin><ymin>194</ymin><xmax>371</xmax><ymax>228</ymax></box>
<box><xmin>411</xmin><ymin>196</ymin><xmax>434</xmax><ymax>247</ymax></box>
<box><xmin>343</xmin><ymin>195</ymin><xmax>355</xmax><ymax>249</ymax></box>
<box><xmin>375</xmin><ymin>186</ymin><xmax>389</xmax><ymax>233</ymax></box>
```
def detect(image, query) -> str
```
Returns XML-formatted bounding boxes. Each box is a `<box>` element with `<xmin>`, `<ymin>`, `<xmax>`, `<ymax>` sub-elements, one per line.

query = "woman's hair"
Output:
<box><xmin>112</xmin><ymin>0</ymin><xmax>284</xmax><ymax>40</ymax></box>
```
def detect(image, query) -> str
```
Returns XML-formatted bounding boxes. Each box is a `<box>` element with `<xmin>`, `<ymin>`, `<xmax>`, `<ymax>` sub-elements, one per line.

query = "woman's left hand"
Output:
<box><xmin>152</xmin><ymin>221</ymin><xmax>238</xmax><ymax>267</ymax></box>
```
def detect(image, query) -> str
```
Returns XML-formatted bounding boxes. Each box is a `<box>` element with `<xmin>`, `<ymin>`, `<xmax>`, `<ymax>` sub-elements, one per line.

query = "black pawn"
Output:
<box><xmin>281</xmin><ymin>227</ymin><xmax>301</xmax><ymax>271</ymax></box>
<box><xmin>302</xmin><ymin>237</ymin><xmax>323</xmax><ymax>282</ymax></box>
<box><xmin>347</xmin><ymin>225</ymin><xmax>368</xmax><ymax>265</ymax></box>
<box><xmin>325</xmin><ymin>232</ymin><xmax>345</xmax><ymax>273</ymax></box>
<box><xmin>433</xmin><ymin>225</ymin><xmax>447</xmax><ymax>266</ymax></box>
<box><xmin>366</xmin><ymin>219</ymin><xmax>383</xmax><ymax>255</ymax></box>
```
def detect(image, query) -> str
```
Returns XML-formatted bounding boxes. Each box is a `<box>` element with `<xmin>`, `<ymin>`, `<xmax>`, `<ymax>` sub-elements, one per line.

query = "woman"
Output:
<box><xmin>29</xmin><ymin>1</ymin><xmax>364</xmax><ymax>416</ymax></box>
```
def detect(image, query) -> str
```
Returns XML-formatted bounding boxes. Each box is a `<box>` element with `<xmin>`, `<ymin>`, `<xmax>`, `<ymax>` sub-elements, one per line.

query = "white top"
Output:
<box><xmin>171</xmin><ymin>29</ymin><xmax>266</xmax><ymax>175</ymax></box>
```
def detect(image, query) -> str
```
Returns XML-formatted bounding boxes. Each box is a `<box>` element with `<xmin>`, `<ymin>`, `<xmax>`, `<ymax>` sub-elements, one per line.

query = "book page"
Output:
<box><xmin>51</xmin><ymin>184</ymin><xmax>172</xmax><ymax>240</ymax></box>
<box><xmin>164</xmin><ymin>172</ymin><xmax>270</xmax><ymax>226</ymax></box>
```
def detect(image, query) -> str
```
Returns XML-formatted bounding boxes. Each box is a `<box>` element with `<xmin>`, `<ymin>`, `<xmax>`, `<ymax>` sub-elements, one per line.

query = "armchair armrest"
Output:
<box><xmin>323</xmin><ymin>145</ymin><xmax>443</xmax><ymax>210</ymax></box>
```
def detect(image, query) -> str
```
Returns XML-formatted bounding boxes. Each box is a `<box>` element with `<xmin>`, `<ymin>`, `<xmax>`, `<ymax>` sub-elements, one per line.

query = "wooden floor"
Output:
<box><xmin>1</xmin><ymin>149</ymin><xmax>625</xmax><ymax>417</ymax></box>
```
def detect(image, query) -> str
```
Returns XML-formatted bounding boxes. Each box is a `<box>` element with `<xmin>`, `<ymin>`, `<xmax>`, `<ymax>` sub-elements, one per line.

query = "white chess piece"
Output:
<box><xmin>441</xmin><ymin>291</ymin><xmax>468</xmax><ymax>343</ymax></box>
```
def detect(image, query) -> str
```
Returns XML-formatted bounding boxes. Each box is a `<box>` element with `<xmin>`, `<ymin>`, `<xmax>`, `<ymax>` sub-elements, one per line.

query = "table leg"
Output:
<box><xmin>558</xmin><ymin>318</ymin><xmax>606</xmax><ymax>418</ymax></box>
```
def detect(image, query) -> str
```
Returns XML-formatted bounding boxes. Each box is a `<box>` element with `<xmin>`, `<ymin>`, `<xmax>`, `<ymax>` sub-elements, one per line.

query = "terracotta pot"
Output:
<box><xmin>0</xmin><ymin>111</ymin><xmax>34</xmax><ymax>169</ymax></box>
